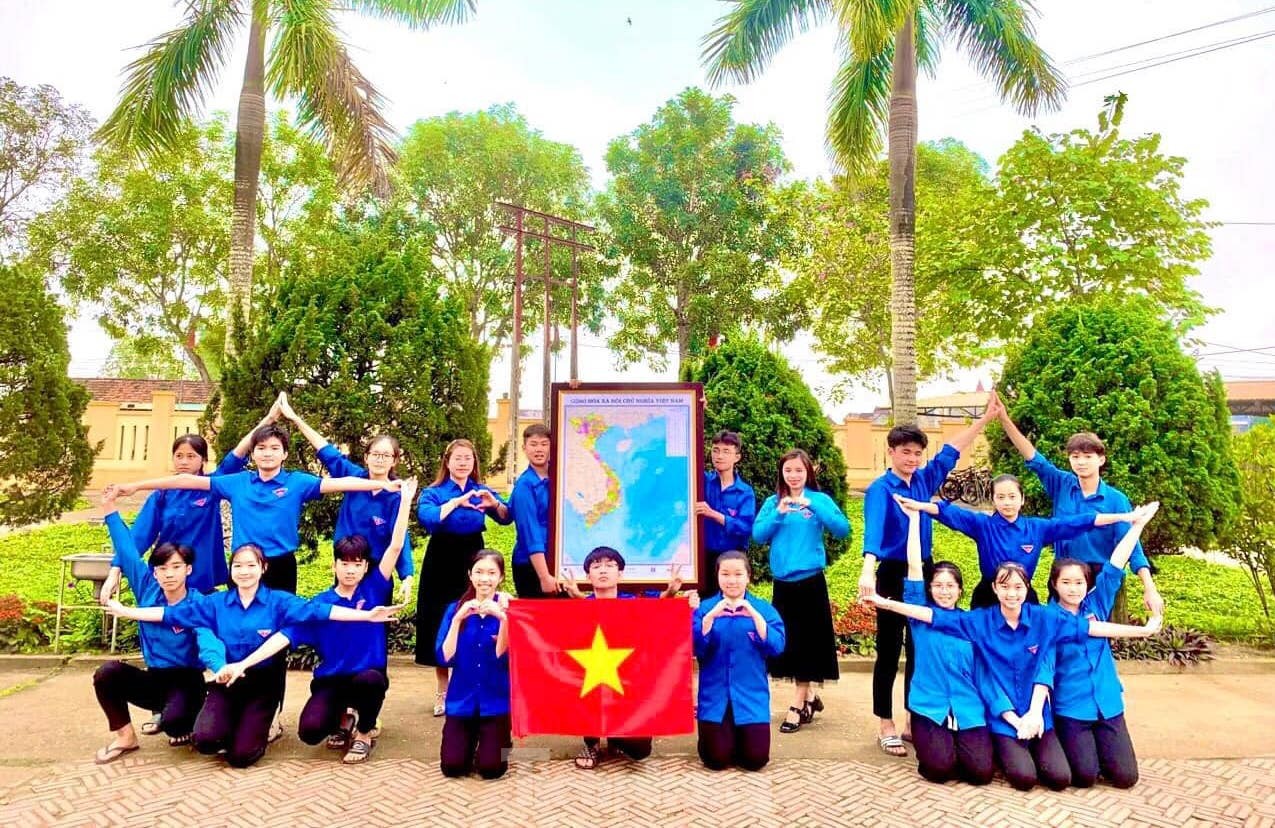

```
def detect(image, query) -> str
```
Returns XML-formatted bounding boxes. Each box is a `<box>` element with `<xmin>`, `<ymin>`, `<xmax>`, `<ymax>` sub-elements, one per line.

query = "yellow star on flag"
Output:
<box><xmin>566</xmin><ymin>626</ymin><xmax>635</xmax><ymax>697</ymax></box>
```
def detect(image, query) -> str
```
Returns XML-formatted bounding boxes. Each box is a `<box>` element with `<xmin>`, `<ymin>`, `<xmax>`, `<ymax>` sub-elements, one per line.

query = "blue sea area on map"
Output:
<box><xmin>562</xmin><ymin>414</ymin><xmax>690</xmax><ymax>567</ymax></box>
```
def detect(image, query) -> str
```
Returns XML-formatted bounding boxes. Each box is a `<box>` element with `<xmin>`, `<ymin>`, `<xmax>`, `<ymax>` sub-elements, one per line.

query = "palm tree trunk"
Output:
<box><xmin>887</xmin><ymin>17</ymin><xmax>919</xmax><ymax>426</ymax></box>
<box><xmin>225</xmin><ymin>10</ymin><xmax>267</xmax><ymax>356</ymax></box>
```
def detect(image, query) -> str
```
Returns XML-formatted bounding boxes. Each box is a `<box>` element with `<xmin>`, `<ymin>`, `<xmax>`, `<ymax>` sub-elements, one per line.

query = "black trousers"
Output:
<box><xmin>512</xmin><ymin>561</ymin><xmax>552</xmax><ymax>598</ymax></box>
<box><xmin>92</xmin><ymin>661</ymin><xmax>205</xmax><ymax>736</ymax></box>
<box><xmin>873</xmin><ymin>559</ymin><xmax>934</xmax><ymax>719</ymax></box>
<box><xmin>910</xmin><ymin>714</ymin><xmax>994</xmax><ymax>785</ymax></box>
<box><xmin>992</xmin><ymin>730</ymin><xmax>1071</xmax><ymax>791</ymax></box>
<box><xmin>970</xmin><ymin>578</ymin><xmax>1040</xmax><ymax>610</ymax></box>
<box><xmin>1055</xmin><ymin>713</ymin><xmax>1139</xmax><ymax>789</ymax></box>
<box><xmin>261</xmin><ymin>552</ymin><xmax>298</xmax><ymax>593</ymax></box>
<box><xmin>193</xmin><ymin>662</ymin><xmax>284</xmax><ymax>768</ymax></box>
<box><xmin>697</xmin><ymin>704</ymin><xmax>770</xmax><ymax>771</ymax></box>
<box><xmin>440</xmin><ymin>714</ymin><xmax>511</xmax><ymax>779</ymax></box>
<box><xmin>297</xmin><ymin>669</ymin><xmax>389</xmax><ymax>744</ymax></box>
<box><xmin>584</xmin><ymin>736</ymin><xmax>652</xmax><ymax>760</ymax></box>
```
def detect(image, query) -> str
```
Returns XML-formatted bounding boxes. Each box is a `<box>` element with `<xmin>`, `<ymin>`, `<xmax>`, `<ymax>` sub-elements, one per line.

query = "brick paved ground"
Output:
<box><xmin>0</xmin><ymin>753</ymin><xmax>1273</xmax><ymax>828</ymax></box>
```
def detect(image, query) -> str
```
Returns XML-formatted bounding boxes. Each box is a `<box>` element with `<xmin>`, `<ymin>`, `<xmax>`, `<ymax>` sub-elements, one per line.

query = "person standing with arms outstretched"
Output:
<box><xmin>859</xmin><ymin>392</ymin><xmax>999</xmax><ymax>757</ymax></box>
<box><xmin>996</xmin><ymin>402</ymin><xmax>1165</xmax><ymax>616</ymax></box>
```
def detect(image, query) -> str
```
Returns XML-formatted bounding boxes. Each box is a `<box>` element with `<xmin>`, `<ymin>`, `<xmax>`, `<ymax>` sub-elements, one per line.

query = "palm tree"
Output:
<box><xmin>703</xmin><ymin>1</ymin><xmax>1063</xmax><ymax>423</ymax></box>
<box><xmin>97</xmin><ymin>0</ymin><xmax>476</xmax><ymax>354</ymax></box>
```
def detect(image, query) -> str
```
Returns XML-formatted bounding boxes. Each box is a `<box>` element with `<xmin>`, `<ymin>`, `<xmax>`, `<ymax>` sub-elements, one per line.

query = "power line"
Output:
<box><xmin>1064</xmin><ymin>29</ymin><xmax>1275</xmax><ymax>83</ymax></box>
<box><xmin>1071</xmin><ymin>29</ymin><xmax>1275</xmax><ymax>88</ymax></box>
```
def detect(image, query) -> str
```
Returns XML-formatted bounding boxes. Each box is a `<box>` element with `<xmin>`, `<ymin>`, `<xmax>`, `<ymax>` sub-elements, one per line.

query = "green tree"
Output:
<box><xmin>783</xmin><ymin>139</ymin><xmax>994</xmax><ymax>405</ymax></box>
<box><xmin>394</xmin><ymin>104</ymin><xmax>600</xmax><ymax>351</ymax></box>
<box><xmin>214</xmin><ymin>216</ymin><xmax>489</xmax><ymax>552</ymax></box>
<box><xmin>973</xmin><ymin>93</ymin><xmax>1213</xmax><ymax>335</ymax></box>
<box><xmin>989</xmin><ymin>297</ymin><xmax>1240</xmax><ymax>555</ymax></box>
<box><xmin>0</xmin><ymin>77</ymin><xmax>93</xmax><ymax>260</ymax></box>
<box><xmin>104</xmin><ymin>336</ymin><xmax>201</xmax><ymax>381</ymax></box>
<box><xmin>0</xmin><ymin>264</ymin><xmax>97</xmax><ymax>526</ymax></box>
<box><xmin>703</xmin><ymin>1</ymin><xmax>1063</xmax><ymax>424</ymax></box>
<box><xmin>599</xmin><ymin>88</ymin><xmax>791</xmax><ymax>372</ymax></box>
<box><xmin>1222</xmin><ymin>424</ymin><xmax>1275</xmax><ymax>620</ymax></box>
<box><xmin>96</xmin><ymin>0</ymin><xmax>476</xmax><ymax>352</ymax></box>
<box><xmin>684</xmin><ymin>335</ymin><xmax>850</xmax><ymax>578</ymax></box>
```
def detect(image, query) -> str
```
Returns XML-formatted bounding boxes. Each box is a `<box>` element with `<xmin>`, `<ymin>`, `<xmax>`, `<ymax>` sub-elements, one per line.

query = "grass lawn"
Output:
<box><xmin>0</xmin><ymin>516</ymin><xmax>1268</xmax><ymax>645</ymax></box>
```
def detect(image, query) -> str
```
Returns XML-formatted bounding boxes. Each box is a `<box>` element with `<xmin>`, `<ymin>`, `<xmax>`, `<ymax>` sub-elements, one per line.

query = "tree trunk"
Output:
<box><xmin>225</xmin><ymin>11</ymin><xmax>267</xmax><ymax>357</ymax></box>
<box><xmin>183</xmin><ymin>343</ymin><xmax>212</xmax><ymax>385</ymax></box>
<box><xmin>887</xmin><ymin>18</ymin><xmax>919</xmax><ymax>426</ymax></box>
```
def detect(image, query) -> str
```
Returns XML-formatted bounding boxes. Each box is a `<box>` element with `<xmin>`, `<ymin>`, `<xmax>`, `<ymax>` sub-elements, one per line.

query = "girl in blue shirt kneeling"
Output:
<box><xmin>693</xmin><ymin>550</ymin><xmax>786</xmax><ymax>771</ymax></box>
<box><xmin>437</xmin><ymin>549</ymin><xmax>513</xmax><ymax>779</ymax></box>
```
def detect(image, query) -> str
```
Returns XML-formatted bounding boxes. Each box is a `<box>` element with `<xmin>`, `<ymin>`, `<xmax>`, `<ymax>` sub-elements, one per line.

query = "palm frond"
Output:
<box><xmin>268</xmin><ymin>0</ymin><xmax>397</xmax><ymax>195</ymax></box>
<box><xmin>939</xmin><ymin>0</ymin><xmax>1065</xmax><ymax>115</ymax></box>
<box><xmin>835</xmin><ymin>0</ymin><xmax>918</xmax><ymax>60</ymax></box>
<box><xmin>914</xmin><ymin>2</ymin><xmax>943</xmax><ymax>75</ymax></box>
<box><xmin>701</xmin><ymin>0</ymin><xmax>831</xmax><ymax>86</ymax></box>
<box><xmin>346</xmin><ymin>0</ymin><xmax>476</xmax><ymax>29</ymax></box>
<box><xmin>96</xmin><ymin>0</ymin><xmax>242</xmax><ymax>155</ymax></box>
<box><xmin>826</xmin><ymin>36</ymin><xmax>894</xmax><ymax>172</ymax></box>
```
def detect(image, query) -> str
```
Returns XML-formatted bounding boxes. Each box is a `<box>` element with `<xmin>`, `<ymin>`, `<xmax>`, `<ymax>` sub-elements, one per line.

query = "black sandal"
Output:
<box><xmin>779</xmin><ymin>706</ymin><xmax>804</xmax><ymax>733</ymax></box>
<box><xmin>574</xmin><ymin>743</ymin><xmax>602</xmax><ymax>769</ymax></box>
<box><xmin>168</xmin><ymin>733</ymin><xmax>192</xmax><ymax>747</ymax></box>
<box><xmin>799</xmin><ymin>701</ymin><xmax>815</xmax><ymax>724</ymax></box>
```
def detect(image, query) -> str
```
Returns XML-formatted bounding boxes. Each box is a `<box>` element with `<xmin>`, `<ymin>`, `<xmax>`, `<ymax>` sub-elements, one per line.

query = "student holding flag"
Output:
<box><xmin>693</xmin><ymin>550</ymin><xmax>785</xmax><ymax>771</ymax></box>
<box><xmin>752</xmin><ymin>448</ymin><xmax>849</xmax><ymax>734</ymax></box>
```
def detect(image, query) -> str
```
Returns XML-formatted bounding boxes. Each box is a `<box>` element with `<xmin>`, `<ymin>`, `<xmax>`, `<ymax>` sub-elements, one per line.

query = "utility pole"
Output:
<box><xmin>497</xmin><ymin>202</ymin><xmax>595</xmax><ymax>483</ymax></box>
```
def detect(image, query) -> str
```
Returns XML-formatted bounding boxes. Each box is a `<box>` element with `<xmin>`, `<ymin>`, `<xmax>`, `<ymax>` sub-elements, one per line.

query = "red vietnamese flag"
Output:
<box><xmin>508</xmin><ymin>598</ymin><xmax>694</xmax><ymax>738</ymax></box>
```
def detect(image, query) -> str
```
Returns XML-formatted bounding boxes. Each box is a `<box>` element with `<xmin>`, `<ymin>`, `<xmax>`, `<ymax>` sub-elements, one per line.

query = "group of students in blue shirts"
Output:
<box><xmin>89</xmin><ymin>389</ymin><xmax>1163</xmax><ymax>791</ymax></box>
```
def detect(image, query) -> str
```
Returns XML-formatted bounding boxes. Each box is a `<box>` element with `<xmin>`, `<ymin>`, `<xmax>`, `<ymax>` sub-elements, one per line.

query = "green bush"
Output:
<box><xmin>988</xmin><ymin>297</ymin><xmax>1240</xmax><ymax>554</ymax></box>
<box><xmin>683</xmin><ymin>335</ymin><xmax>850</xmax><ymax>578</ymax></box>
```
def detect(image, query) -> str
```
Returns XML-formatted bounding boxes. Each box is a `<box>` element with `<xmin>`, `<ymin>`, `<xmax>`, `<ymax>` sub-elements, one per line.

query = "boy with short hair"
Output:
<box><xmin>509</xmin><ymin>423</ymin><xmax>556</xmax><ymax>598</ymax></box>
<box><xmin>859</xmin><ymin>393</ymin><xmax>1000</xmax><ymax>757</ymax></box>
<box><xmin>694</xmin><ymin>430</ymin><xmax>756</xmax><ymax>597</ymax></box>
<box><xmin>997</xmin><ymin>410</ymin><xmax>1164</xmax><ymax>615</ymax></box>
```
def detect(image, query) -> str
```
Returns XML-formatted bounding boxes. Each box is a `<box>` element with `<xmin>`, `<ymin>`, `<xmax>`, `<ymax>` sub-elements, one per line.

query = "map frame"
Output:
<box><xmin>548</xmin><ymin>381</ymin><xmax>707</xmax><ymax>590</ymax></box>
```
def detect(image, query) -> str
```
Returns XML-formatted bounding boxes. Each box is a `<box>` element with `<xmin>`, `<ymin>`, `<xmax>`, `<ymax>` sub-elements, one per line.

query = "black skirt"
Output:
<box><xmin>768</xmin><ymin>571</ymin><xmax>839</xmax><ymax>683</ymax></box>
<box><xmin>415</xmin><ymin>530</ymin><xmax>485</xmax><ymax>666</ymax></box>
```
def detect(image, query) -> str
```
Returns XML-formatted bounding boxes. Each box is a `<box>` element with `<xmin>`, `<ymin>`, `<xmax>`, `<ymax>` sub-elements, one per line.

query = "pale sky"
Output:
<box><xmin>3</xmin><ymin>0</ymin><xmax>1273</xmax><ymax>417</ymax></box>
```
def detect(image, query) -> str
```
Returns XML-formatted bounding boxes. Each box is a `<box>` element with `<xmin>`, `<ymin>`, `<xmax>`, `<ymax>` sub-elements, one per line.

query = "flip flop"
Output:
<box><xmin>342</xmin><ymin>739</ymin><xmax>373</xmax><ymax>765</ymax></box>
<box><xmin>140</xmin><ymin>714</ymin><xmax>163</xmax><ymax>736</ymax></box>
<box><xmin>94</xmin><ymin>742</ymin><xmax>140</xmax><ymax>764</ymax></box>
<box><xmin>878</xmin><ymin>734</ymin><xmax>908</xmax><ymax>757</ymax></box>
<box><xmin>168</xmin><ymin>733</ymin><xmax>193</xmax><ymax>747</ymax></box>
<box><xmin>327</xmin><ymin>712</ymin><xmax>356</xmax><ymax>750</ymax></box>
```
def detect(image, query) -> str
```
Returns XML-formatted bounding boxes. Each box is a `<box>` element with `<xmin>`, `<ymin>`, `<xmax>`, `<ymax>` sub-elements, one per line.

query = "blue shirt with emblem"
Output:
<box><xmin>509</xmin><ymin>466</ymin><xmax>549</xmax><ymax>566</ymax></box>
<box><xmin>935</xmin><ymin>502</ymin><xmax>1099</xmax><ymax>581</ymax></box>
<box><xmin>752</xmin><ymin>490</ymin><xmax>850</xmax><ymax>582</ymax></box>
<box><xmin>316</xmin><ymin>444</ymin><xmax>413</xmax><ymax>579</ymax></box>
<box><xmin>162</xmin><ymin>585</ymin><xmax>335</xmax><ymax>672</ymax></box>
<box><xmin>1052</xmin><ymin>562</ymin><xmax>1127</xmax><ymax>721</ymax></box>
<box><xmin>703</xmin><ymin>471</ymin><xmax>756</xmax><ymax>554</ymax></box>
<box><xmin>107</xmin><ymin>513</ymin><xmax>223</xmax><ymax>671</ymax></box>
<box><xmin>862</xmin><ymin>445</ymin><xmax>960</xmax><ymax>562</ymax></box>
<box><xmin>435</xmin><ymin>600</ymin><xmax>510</xmax><ymax>717</ymax></box>
<box><xmin>417</xmin><ymin>479</ymin><xmax>512</xmax><ymax>536</ymax></box>
<box><xmin>1026</xmin><ymin>452</ymin><xmax>1150</xmax><ymax>573</ymax></box>
<box><xmin>693</xmin><ymin>592</ymin><xmax>785</xmax><ymax>726</ymax></box>
<box><xmin>130</xmin><ymin>451</ymin><xmax>247</xmax><ymax>592</ymax></box>
<box><xmin>902</xmin><ymin>579</ymin><xmax>987</xmax><ymax>730</ymax></box>
<box><xmin>931</xmin><ymin>602</ymin><xmax>1066</xmax><ymax>738</ymax></box>
<box><xmin>208</xmin><ymin>468</ymin><xmax>323</xmax><ymax>558</ymax></box>
<box><xmin>282</xmin><ymin>568</ymin><xmax>392</xmax><ymax>678</ymax></box>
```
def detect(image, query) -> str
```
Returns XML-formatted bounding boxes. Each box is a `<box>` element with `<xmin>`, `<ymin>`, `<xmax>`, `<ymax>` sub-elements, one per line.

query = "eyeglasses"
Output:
<box><xmin>367</xmin><ymin>452</ymin><xmax>396</xmax><ymax>461</ymax></box>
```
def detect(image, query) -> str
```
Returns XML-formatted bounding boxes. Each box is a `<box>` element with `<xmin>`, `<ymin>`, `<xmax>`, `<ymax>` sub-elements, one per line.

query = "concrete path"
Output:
<box><xmin>0</xmin><ymin>659</ymin><xmax>1272</xmax><ymax>826</ymax></box>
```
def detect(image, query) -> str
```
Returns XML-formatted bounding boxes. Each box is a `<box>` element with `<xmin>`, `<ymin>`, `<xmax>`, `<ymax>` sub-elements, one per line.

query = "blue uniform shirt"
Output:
<box><xmin>208</xmin><ymin>468</ymin><xmax>323</xmax><ymax>558</ymax></box>
<box><xmin>162</xmin><ymin>585</ymin><xmax>334</xmax><ymax>672</ymax></box>
<box><xmin>509</xmin><ymin>466</ymin><xmax>549</xmax><ymax>566</ymax></box>
<box><xmin>935</xmin><ymin>502</ymin><xmax>1098</xmax><ymax>581</ymax></box>
<box><xmin>417</xmin><ymin>479</ymin><xmax>512</xmax><ymax>535</ymax></box>
<box><xmin>106</xmin><ymin>513</ymin><xmax>222</xmax><ymax>671</ymax></box>
<box><xmin>862</xmin><ymin>445</ymin><xmax>960</xmax><ymax>562</ymax></box>
<box><xmin>1052</xmin><ymin>562</ymin><xmax>1127</xmax><ymax>720</ymax></box>
<box><xmin>130</xmin><ymin>451</ymin><xmax>247</xmax><ymax>592</ymax></box>
<box><xmin>283</xmin><ymin>568</ymin><xmax>392</xmax><ymax>678</ymax></box>
<box><xmin>931</xmin><ymin>602</ymin><xmax>1066</xmax><ymax>738</ymax></box>
<box><xmin>435</xmin><ymin>601</ymin><xmax>510</xmax><ymax>717</ymax></box>
<box><xmin>693</xmin><ymin>592</ymin><xmax>785</xmax><ymax>726</ymax></box>
<box><xmin>1026</xmin><ymin>452</ymin><xmax>1150</xmax><ymax>573</ymax></box>
<box><xmin>752</xmin><ymin>491</ymin><xmax>850</xmax><ymax>582</ymax></box>
<box><xmin>703</xmin><ymin>471</ymin><xmax>756</xmax><ymax>553</ymax></box>
<box><xmin>902</xmin><ymin>579</ymin><xmax>987</xmax><ymax>730</ymax></box>
<box><xmin>316</xmin><ymin>444</ymin><xmax>414</xmax><ymax>579</ymax></box>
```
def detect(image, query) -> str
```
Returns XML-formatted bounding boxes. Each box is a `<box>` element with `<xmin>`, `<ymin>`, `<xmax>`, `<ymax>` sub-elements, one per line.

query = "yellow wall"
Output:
<box><xmin>831</xmin><ymin>417</ymin><xmax>985</xmax><ymax>491</ymax></box>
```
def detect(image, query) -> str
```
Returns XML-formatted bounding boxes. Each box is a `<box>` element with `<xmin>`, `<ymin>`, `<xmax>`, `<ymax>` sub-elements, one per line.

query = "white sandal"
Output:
<box><xmin>432</xmin><ymin>691</ymin><xmax>446</xmax><ymax>717</ymax></box>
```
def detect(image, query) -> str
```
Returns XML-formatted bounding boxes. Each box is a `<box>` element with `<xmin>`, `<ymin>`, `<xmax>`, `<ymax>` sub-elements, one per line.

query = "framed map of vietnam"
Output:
<box><xmin>548</xmin><ymin>382</ymin><xmax>706</xmax><ymax>590</ymax></box>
